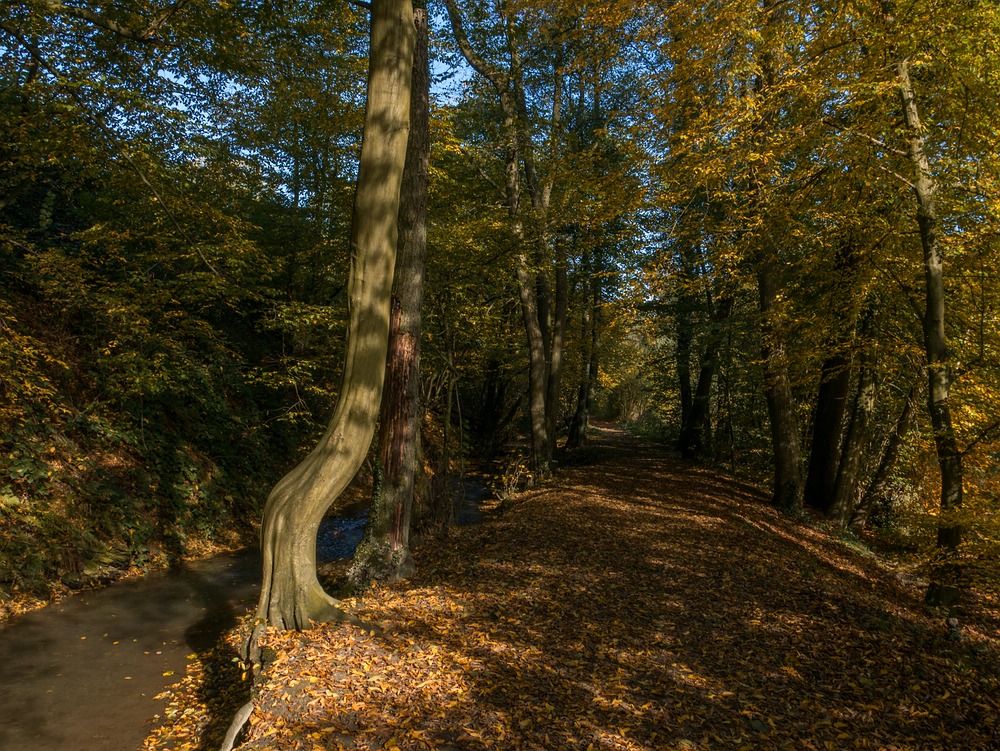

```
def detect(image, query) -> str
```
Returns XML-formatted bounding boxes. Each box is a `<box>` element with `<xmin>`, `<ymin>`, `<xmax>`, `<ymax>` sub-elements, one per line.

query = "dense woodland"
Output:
<box><xmin>1</xmin><ymin>0</ymin><xmax>999</xmax><ymax>621</ymax></box>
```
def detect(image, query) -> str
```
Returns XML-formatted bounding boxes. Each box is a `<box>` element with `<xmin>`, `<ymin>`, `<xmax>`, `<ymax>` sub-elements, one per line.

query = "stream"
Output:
<box><xmin>0</xmin><ymin>484</ymin><xmax>486</xmax><ymax>751</ymax></box>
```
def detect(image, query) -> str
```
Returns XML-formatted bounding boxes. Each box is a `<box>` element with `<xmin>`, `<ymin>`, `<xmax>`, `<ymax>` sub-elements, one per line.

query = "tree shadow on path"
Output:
<box><xmin>236</xmin><ymin>424</ymin><xmax>1000</xmax><ymax>750</ymax></box>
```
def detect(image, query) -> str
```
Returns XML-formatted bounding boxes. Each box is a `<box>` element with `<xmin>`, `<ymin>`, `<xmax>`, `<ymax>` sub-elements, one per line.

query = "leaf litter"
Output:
<box><xmin>146</xmin><ymin>427</ymin><xmax>1000</xmax><ymax>751</ymax></box>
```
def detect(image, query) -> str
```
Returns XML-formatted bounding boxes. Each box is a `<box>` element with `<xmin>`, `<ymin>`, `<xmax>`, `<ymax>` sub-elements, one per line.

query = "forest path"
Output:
<box><xmin>150</xmin><ymin>424</ymin><xmax>1000</xmax><ymax>751</ymax></box>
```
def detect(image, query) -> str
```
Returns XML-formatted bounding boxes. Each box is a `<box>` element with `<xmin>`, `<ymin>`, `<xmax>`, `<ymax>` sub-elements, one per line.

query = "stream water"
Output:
<box><xmin>0</xmin><ymin>486</ymin><xmax>483</xmax><ymax>751</ymax></box>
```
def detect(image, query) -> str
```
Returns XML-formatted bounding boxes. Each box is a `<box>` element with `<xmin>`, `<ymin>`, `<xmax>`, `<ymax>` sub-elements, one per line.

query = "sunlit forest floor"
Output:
<box><xmin>147</xmin><ymin>426</ymin><xmax>1000</xmax><ymax>751</ymax></box>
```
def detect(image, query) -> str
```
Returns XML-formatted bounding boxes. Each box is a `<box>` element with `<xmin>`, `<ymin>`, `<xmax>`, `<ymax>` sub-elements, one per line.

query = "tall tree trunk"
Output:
<box><xmin>349</xmin><ymin>4</ymin><xmax>428</xmax><ymax>588</ymax></box>
<box><xmin>850</xmin><ymin>380</ymin><xmax>917</xmax><ymax>533</ymax></box>
<box><xmin>897</xmin><ymin>57</ymin><xmax>964</xmax><ymax>607</ymax></box>
<box><xmin>568</xmin><ymin>251</ymin><xmax>599</xmax><ymax>449</ymax></box>
<box><xmin>255</xmin><ymin>0</ymin><xmax>415</xmax><ymax>631</ymax></box>
<box><xmin>757</xmin><ymin>260</ymin><xmax>804</xmax><ymax>513</ymax></box>
<box><xmin>804</xmin><ymin>240</ymin><xmax>861</xmax><ymax>512</ymax></box>
<box><xmin>443</xmin><ymin>0</ymin><xmax>565</xmax><ymax>478</ymax></box>
<box><xmin>676</xmin><ymin>305</ymin><xmax>694</xmax><ymax>433</ymax></box>
<box><xmin>517</xmin><ymin>262</ymin><xmax>553</xmax><ymax>476</ymax></box>
<box><xmin>828</xmin><ymin>326</ymin><xmax>876</xmax><ymax>526</ymax></box>
<box><xmin>751</xmin><ymin>0</ymin><xmax>802</xmax><ymax>514</ymax></box>
<box><xmin>545</xmin><ymin>246</ymin><xmax>568</xmax><ymax>457</ymax></box>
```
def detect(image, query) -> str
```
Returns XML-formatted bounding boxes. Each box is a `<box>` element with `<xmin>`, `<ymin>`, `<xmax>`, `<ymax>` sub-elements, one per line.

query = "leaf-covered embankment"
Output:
<box><xmin>149</xmin><ymin>426</ymin><xmax>1000</xmax><ymax>751</ymax></box>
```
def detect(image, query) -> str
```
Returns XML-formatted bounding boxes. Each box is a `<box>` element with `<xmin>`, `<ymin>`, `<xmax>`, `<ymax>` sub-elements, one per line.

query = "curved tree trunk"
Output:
<box><xmin>350</xmin><ymin>3</ymin><xmax>429</xmax><ymax>588</ymax></box>
<box><xmin>256</xmin><ymin>0</ymin><xmax>415</xmax><ymax>631</ymax></box>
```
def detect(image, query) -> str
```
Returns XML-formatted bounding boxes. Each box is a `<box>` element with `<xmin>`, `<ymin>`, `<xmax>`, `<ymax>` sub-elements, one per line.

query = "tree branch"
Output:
<box><xmin>40</xmin><ymin>0</ymin><xmax>191</xmax><ymax>42</ymax></box>
<box><xmin>822</xmin><ymin>117</ymin><xmax>908</xmax><ymax>157</ymax></box>
<box><xmin>441</xmin><ymin>0</ymin><xmax>507</xmax><ymax>91</ymax></box>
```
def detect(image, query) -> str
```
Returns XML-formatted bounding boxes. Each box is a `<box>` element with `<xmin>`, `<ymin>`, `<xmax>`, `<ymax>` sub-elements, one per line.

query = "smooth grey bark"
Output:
<box><xmin>545</xmin><ymin>244</ymin><xmax>568</xmax><ymax>458</ymax></box>
<box><xmin>255</xmin><ymin>0</ymin><xmax>414</xmax><ymax>630</ymax></box>
<box><xmin>349</xmin><ymin>4</ymin><xmax>429</xmax><ymax>588</ymax></box>
<box><xmin>897</xmin><ymin>56</ymin><xmax>964</xmax><ymax>607</ymax></box>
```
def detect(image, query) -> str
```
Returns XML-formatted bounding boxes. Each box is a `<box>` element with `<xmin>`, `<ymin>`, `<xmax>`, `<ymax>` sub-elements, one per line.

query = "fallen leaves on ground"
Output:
<box><xmin>147</xmin><ymin>426</ymin><xmax>1000</xmax><ymax>751</ymax></box>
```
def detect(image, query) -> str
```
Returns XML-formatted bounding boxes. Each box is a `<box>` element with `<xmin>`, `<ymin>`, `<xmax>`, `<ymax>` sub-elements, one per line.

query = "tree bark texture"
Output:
<box><xmin>897</xmin><ymin>57</ymin><xmax>964</xmax><ymax>607</ymax></box>
<box><xmin>757</xmin><ymin>261</ymin><xmax>804</xmax><ymax>514</ymax></box>
<box><xmin>850</xmin><ymin>380</ymin><xmax>917</xmax><ymax>533</ymax></box>
<box><xmin>350</xmin><ymin>4</ymin><xmax>429</xmax><ymax>587</ymax></box>
<box><xmin>804</xmin><ymin>351</ymin><xmax>852</xmax><ymax>512</ymax></box>
<box><xmin>679</xmin><ymin>294</ymin><xmax>733</xmax><ymax>460</ymax></box>
<box><xmin>256</xmin><ymin>0</ymin><xmax>415</xmax><ymax>630</ymax></box>
<box><xmin>828</xmin><ymin>332</ymin><xmax>876</xmax><ymax>526</ymax></box>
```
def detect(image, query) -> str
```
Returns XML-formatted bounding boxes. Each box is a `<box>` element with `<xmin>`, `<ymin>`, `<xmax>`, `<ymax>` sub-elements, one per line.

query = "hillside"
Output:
<box><xmin>147</xmin><ymin>426</ymin><xmax>1000</xmax><ymax>751</ymax></box>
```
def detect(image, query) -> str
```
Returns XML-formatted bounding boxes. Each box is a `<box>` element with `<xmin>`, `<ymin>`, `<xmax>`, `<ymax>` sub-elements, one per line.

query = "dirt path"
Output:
<box><xmin>149</xmin><ymin>425</ymin><xmax>1000</xmax><ymax>751</ymax></box>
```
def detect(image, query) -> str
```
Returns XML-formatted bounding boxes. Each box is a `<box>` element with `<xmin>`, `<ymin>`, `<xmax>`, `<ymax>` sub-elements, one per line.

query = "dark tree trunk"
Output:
<box><xmin>849</xmin><ymin>380</ymin><xmax>917</xmax><ymax>533</ymax></box>
<box><xmin>828</xmin><ymin>329</ymin><xmax>876</xmax><ymax>526</ymax></box>
<box><xmin>676</xmin><ymin>307</ymin><xmax>694</xmax><ymax>432</ymax></box>
<box><xmin>757</xmin><ymin>260</ymin><xmax>804</xmax><ymax>514</ymax></box>
<box><xmin>804</xmin><ymin>352</ymin><xmax>852</xmax><ymax>512</ymax></box>
<box><xmin>679</xmin><ymin>294</ymin><xmax>732</xmax><ymax>460</ymax></box>
<box><xmin>568</xmin><ymin>253</ymin><xmax>600</xmax><ymax>449</ymax></box>
<box><xmin>256</xmin><ymin>0</ymin><xmax>415</xmax><ymax>630</ymax></box>
<box><xmin>349</xmin><ymin>4</ymin><xmax>429</xmax><ymax>588</ymax></box>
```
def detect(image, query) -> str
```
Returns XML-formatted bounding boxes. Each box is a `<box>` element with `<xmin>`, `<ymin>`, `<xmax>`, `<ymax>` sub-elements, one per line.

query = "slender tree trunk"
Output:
<box><xmin>850</xmin><ymin>380</ymin><xmax>917</xmax><ymax>533</ymax></box>
<box><xmin>757</xmin><ymin>260</ymin><xmax>804</xmax><ymax>514</ymax></box>
<box><xmin>828</xmin><ymin>328</ymin><xmax>876</xmax><ymax>526</ymax></box>
<box><xmin>568</xmin><ymin>252</ymin><xmax>595</xmax><ymax>448</ymax></box>
<box><xmin>568</xmin><ymin>266</ymin><xmax>602</xmax><ymax>448</ymax></box>
<box><xmin>680</xmin><ymin>294</ymin><xmax>733</xmax><ymax>460</ymax></box>
<box><xmin>443</xmin><ymin>0</ymin><xmax>565</xmax><ymax>478</ymax></box>
<box><xmin>255</xmin><ymin>0</ymin><xmax>414</xmax><ymax>630</ymax></box>
<box><xmin>750</xmin><ymin>0</ymin><xmax>802</xmax><ymax>514</ymax></box>
<box><xmin>350</xmin><ymin>4</ymin><xmax>428</xmax><ymax>588</ymax></box>
<box><xmin>897</xmin><ymin>57</ymin><xmax>964</xmax><ymax>607</ymax></box>
<box><xmin>676</xmin><ymin>307</ymin><xmax>694</xmax><ymax>432</ymax></box>
<box><xmin>545</xmin><ymin>246</ymin><xmax>568</xmax><ymax>456</ymax></box>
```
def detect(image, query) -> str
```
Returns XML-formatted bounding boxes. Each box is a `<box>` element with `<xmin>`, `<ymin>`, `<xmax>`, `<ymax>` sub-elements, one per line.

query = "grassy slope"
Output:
<box><xmin>148</xmin><ymin>426</ymin><xmax>1000</xmax><ymax>751</ymax></box>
